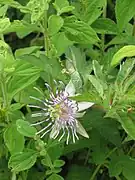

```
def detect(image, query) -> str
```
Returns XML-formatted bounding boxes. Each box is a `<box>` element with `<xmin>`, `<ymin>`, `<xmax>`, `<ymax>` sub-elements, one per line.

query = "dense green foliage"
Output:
<box><xmin>0</xmin><ymin>0</ymin><xmax>135</xmax><ymax>179</ymax></box>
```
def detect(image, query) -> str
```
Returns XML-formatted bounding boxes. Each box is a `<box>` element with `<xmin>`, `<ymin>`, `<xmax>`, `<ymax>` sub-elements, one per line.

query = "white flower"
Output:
<box><xmin>29</xmin><ymin>80</ymin><xmax>94</xmax><ymax>144</ymax></box>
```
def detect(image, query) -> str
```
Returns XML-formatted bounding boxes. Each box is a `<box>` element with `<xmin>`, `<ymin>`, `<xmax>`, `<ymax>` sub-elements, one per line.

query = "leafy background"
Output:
<box><xmin>0</xmin><ymin>0</ymin><xmax>135</xmax><ymax>179</ymax></box>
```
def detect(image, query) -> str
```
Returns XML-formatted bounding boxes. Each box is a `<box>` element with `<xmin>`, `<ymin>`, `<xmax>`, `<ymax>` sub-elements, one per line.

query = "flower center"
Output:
<box><xmin>49</xmin><ymin>100</ymin><xmax>72</xmax><ymax>123</ymax></box>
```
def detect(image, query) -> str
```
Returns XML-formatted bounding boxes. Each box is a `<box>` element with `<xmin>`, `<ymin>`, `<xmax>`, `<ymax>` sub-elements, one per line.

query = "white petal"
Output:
<box><xmin>78</xmin><ymin>102</ymin><xmax>94</xmax><ymax>112</ymax></box>
<box><xmin>76</xmin><ymin>121</ymin><xmax>89</xmax><ymax>138</ymax></box>
<box><xmin>65</xmin><ymin>80</ymin><xmax>75</xmax><ymax>96</ymax></box>
<box><xmin>50</xmin><ymin>126</ymin><xmax>59</xmax><ymax>139</ymax></box>
<box><xmin>75</xmin><ymin>112</ymin><xmax>86</xmax><ymax>118</ymax></box>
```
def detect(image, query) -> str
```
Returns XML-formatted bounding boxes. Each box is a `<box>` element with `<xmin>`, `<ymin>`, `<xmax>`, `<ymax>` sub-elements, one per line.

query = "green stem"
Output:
<box><xmin>132</xmin><ymin>17</ymin><xmax>135</xmax><ymax>36</ymax></box>
<box><xmin>116</xmin><ymin>176</ymin><xmax>121</xmax><ymax>180</ymax></box>
<box><xmin>42</xmin><ymin>11</ymin><xmax>50</xmax><ymax>56</ymax></box>
<box><xmin>1</xmin><ymin>74</ymin><xmax>9</xmax><ymax>122</ymax></box>
<box><xmin>46</xmin><ymin>152</ymin><xmax>53</xmax><ymax>169</ymax></box>
<box><xmin>11</xmin><ymin>172</ymin><xmax>16</xmax><ymax>180</ymax></box>
<box><xmin>90</xmin><ymin>164</ymin><xmax>102</xmax><ymax>180</ymax></box>
<box><xmin>107</xmin><ymin>0</ymin><xmax>114</xmax><ymax>10</ymax></box>
<box><xmin>90</xmin><ymin>147</ymin><xmax>117</xmax><ymax>180</ymax></box>
<box><xmin>0</xmin><ymin>34</ymin><xmax>4</xmax><ymax>41</ymax></box>
<box><xmin>84</xmin><ymin>148</ymin><xmax>91</xmax><ymax>165</ymax></box>
<box><xmin>127</xmin><ymin>143</ymin><xmax>135</xmax><ymax>155</ymax></box>
<box><xmin>101</xmin><ymin>1</ymin><xmax>107</xmax><ymax>54</ymax></box>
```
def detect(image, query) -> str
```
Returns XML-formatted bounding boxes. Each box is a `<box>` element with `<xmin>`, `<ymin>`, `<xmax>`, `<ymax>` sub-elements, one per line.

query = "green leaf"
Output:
<box><xmin>39</xmin><ymin>54</ymin><xmax>63</xmax><ymax>78</ymax></box>
<box><xmin>4</xmin><ymin>20</ymin><xmax>40</xmax><ymax>38</ymax></box>
<box><xmin>54</xmin><ymin>0</ymin><xmax>69</xmax><ymax>9</ymax></box>
<box><xmin>66</xmin><ymin>165</ymin><xmax>91</xmax><ymax>180</ymax></box>
<box><xmin>116</xmin><ymin>59</ymin><xmax>135</xmax><ymax>84</ymax></box>
<box><xmin>91</xmin><ymin>131</ymin><xmax>109</xmax><ymax>165</ymax></box>
<box><xmin>4</xmin><ymin>124</ymin><xmax>25</xmax><ymax>154</ymax></box>
<box><xmin>15</xmin><ymin>54</ymin><xmax>47</xmax><ymax>70</ymax></box>
<box><xmin>8</xmin><ymin>149</ymin><xmax>37</xmax><ymax>172</ymax></box>
<box><xmin>92</xmin><ymin>60</ymin><xmax>105</xmax><ymax>82</ymax></box>
<box><xmin>8</xmin><ymin>73</ymin><xmax>40</xmax><ymax>99</ymax></box>
<box><xmin>9</xmin><ymin>103</ymin><xmax>24</xmax><ymax>111</ymax></box>
<box><xmin>26</xmin><ymin>0</ymin><xmax>49</xmax><ymax>23</ymax></box>
<box><xmin>111</xmin><ymin>45</ymin><xmax>135</xmax><ymax>67</ymax></box>
<box><xmin>13</xmin><ymin>84</ymin><xmax>42</xmax><ymax>104</ymax></box>
<box><xmin>53</xmin><ymin>160</ymin><xmax>65</xmax><ymax>167</ymax></box>
<box><xmin>122</xmin><ymin>157</ymin><xmax>135</xmax><ymax>180</ymax></box>
<box><xmin>53</xmin><ymin>0</ymin><xmax>74</xmax><ymax>15</ymax></box>
<box><xmin>7</xmin><ymin>60</ymin><xmax>40</xmax><ymax>99</ymax></box>
<box><xmin>109</xmin><ymin>154</ymin><xmax>122</xmax><ymax>177</ymax></box>
<box><xmin>115</xmin><ymin>0</ymin><xmax>135</xmax><ymax>31</ymax></box>
<box><xmin>41</xmin><ymin>156</ymin><xmax>52</xmax><ymax>168</ymax></box>
<box><xmin>123</xmin><ymin>72</ymin><xmax>135</xmax><ymax>93</ymax></box>
<box><xmin>15</xmin><ymin>46</ymin><xmax>42</xmax><ymax>58</ymax></box>
<box><xmin>0</xmin><ymin>0</ymin><xmax>29</xmax><ymax>12</ymax></box>
<box><xmin>109</xmin><ymin>154</ymin><xmax>135</xmax><ymax>180</ymax></box>
<box><xmin>65</xmin><ymin>46</ymin><xmax>92</xmax><ymax>84</ymax></box>
<box><xmin>71</xmin><ymin>71</ymin><xmax>82</xmax><ymax>93</ymax></box>
<box><xmin>64</xmin><ymin>17</ymin><xmax>99</xmax><ymax>44</ymax></box>
<box><xmin>0</xmin><ymin>40</ymin><xmax>15</xmax><ymax>70</ymax></box>
<box><xmin>47</xmin><ymin>140</ymin><xmax>64</xmax><ymax>162</ymax></box>
<box><xmin>0</xmin><ymin>5</ymin><xmax>8</xmax><ymax>17</ymax></box>
<box><xmin>16</xmin><ymin>119</ymin><xmax>37</xmax><ymax>138</ymax></box>
<box><xmin>59</xmin><ymin>6</ymin><xmax>74</xmax><ymax>15</ymax></box>
<box><xmin>48</xmin><ymin>15</ymin><xmax>64</xmax><ymax>36</ymax></box>
<box><xmin>0</xmin><ymin>18</ymin><xmax>10</xmax><ymax>33</ymax></box>
<box><xmin>91</xmin><ymin>18</ymin><xmax>118</xmax><ymax>34</ymax></box>
<box><xmin>118</xmin><ymin>112</ymin><xmax>135</xmax><ymax>140</ymax></box>
<box><xmin>51</xmin><ymin>32</ymin><xmax>73</xmax><ymax>56</ymax></box>
<box><xmin>82</xmin><ymin>109</ymin><xmax>121</xmax><ymax>146</ymax></box>
<box><xmin>73</xmin><ymin>0</ymin><xmax>105</xmax><ymax>25</ymax></box>
<box><xmin>47</xmin><ymin>174</ymin><xmax>64</xmax><ymax>180</ymax></box>
<box><xmin>89</xmin><ymin>75</ymin><xmax>104</xmax><ymax>98</ymax></box>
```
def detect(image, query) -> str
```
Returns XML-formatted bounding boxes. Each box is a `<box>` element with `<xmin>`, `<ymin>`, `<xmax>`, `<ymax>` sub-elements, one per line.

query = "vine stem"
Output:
<box><xmin>41</xmin><ymin>10</ymin><xmax>50</xmax><ymax>56</ymax></box>
<box><xmin>127</xmin><ymin>143</ymin><xmax>135</xmax><ymax>155</ymax></box>
<box><xmin>101</xmin><ymin>0</ymin><xmax>107</xmax><ymax>54</ymax></box>
<box><xmin>1</xmin><ymin>74</ymin><xmax>9</xmax><ymax>122</ymax></box>
<box><xmin>132</xmin><ymin>17</ymin><xmax>135</xmax><ymax>36</ymax></box>
<box><xmin>11</xmin><ymin>172</ymin><xmax>16</xmax><ymax>180</ymax></box>
<box><xmin>116</xmin><ymin>176</ymin><xmax>121</xmax><ymax>180</ymax></box>
<box><xmin>90</xmin><ymin>147</ymin><xmax>117</xmax><ymax>180</ymax></box>
<box><xmin>0</xmin><ymin>34</ymin><xmax>4</xmax><ymax>41</ymax></box>
<box><xmin>90</xmin><ymin>164</ymin><xmax>102</xmax><ymax>180</ymax></box>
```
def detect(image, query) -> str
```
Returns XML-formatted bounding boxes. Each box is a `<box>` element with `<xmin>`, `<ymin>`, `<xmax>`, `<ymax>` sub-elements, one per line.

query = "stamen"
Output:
<box><xmin>33</xmin><ymin>87</ymin><xmax>44</xmax><ymax>96</ymax></box>
<box><xmin>31</xmin><ymin>119</ymin><xmax>48</xmax><ymax>126</ymax></box>
<box><xmin>41</xmin><ymin>128</ymin><xmax>52</xmax><ymax>138</ymax></box>
<box><xmin>66</xmin><ymin>126</ymin><xmax>70</xmax><ymax>145</ymax></box>
<box><xmin>58</xmin><ymin>127</ymin><xmax>65</xmax><ymax>141</ymax></box>
<box><xmin>45</xmin><ymin>83</ymin><xmax>52</xmax><ymax>91</ymax></box>
<box><xmin>74</xmin><ymin>129</ymin><xmax>79</xmax><ymax>140</ymax></box>
<box><xmin>36</xmin><ymin>122</ymin><xmax>52</xmax><ymax>135</ymax></box>
<box><xmin>31</xmin><ymin>112</ymin><xmax>49</xmax><ymax>117</ymax></box>
<box><xmin>28</xmin><ymin>105</ymin><xmax>47</xmax><ymax>111</ymax></box>
<box><xmin>71</xmin><ymin>126</ymin><xmax>75</xmax><ymax>143</ymax></box>
<box><xmin>30</xmin><ymin>96</ymin><xmax>49</xmax><ymax>107</ymax></box>
<box><xmin>59</xmin><ymin>81</ymin><xmax>65</xmax><ymax>88</ymax></box>
<box><xmin>52</xmin><ymin>124</ymin><xmax>60</xmax><ymax>139</ymax></box>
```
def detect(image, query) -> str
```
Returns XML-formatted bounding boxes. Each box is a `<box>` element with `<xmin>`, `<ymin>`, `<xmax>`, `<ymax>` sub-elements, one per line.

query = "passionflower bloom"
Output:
<box><xmin>29</xmin><ymin>81</ymin><xmax>94</xmax><ymax>144</ymax></box>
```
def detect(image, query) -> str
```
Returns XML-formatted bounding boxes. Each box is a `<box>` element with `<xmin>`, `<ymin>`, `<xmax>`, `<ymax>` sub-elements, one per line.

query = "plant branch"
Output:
<box><xmin>132</xmin><ymin>17</ymin><xmax>135</xmax><ymax>36</ymax></box>
<box><xmin>1</xmin><ymin>74</ymin><xmax>9</xmax><ymax>122</ymax></box>
<box><xmin>11</xmin><ymin>172</ymin><xmax>16</xmax><ymax>180</ymax></box>
<box><xmin>101</xmin><ymin>1</ymin><xmax>107</xmax><ymax>54</ymax></box>
<box><xmin>90</xmin><ymin>147</ymin><xmax>117</xmax><ymax>180</ymax></box>
<box><xmin>0</xmin><ymin>34</ymin><xmax>4</xmax><ymax>41</ymax></box>
<box><xmin>41</xmin><ymin>11</ymin><xmax>50</xmax><ymax>56</ymax></box>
